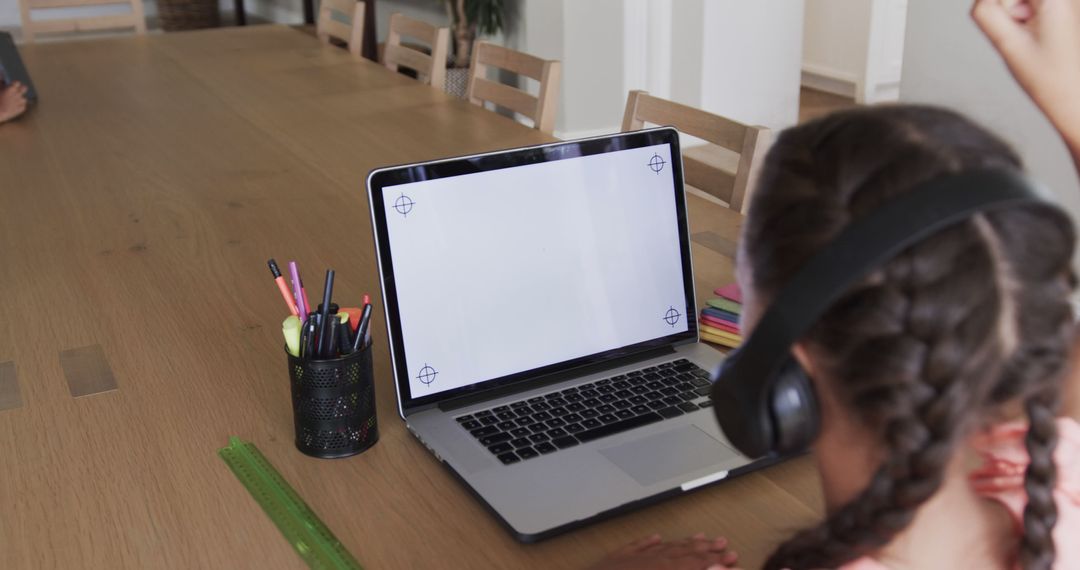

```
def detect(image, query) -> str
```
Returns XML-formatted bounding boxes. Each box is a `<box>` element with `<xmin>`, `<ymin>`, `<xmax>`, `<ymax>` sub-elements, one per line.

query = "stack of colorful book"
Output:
<box><xmin>700</xmin><ymin>283</ymin><xmax>743</xmax><ymax>348</ymax></box>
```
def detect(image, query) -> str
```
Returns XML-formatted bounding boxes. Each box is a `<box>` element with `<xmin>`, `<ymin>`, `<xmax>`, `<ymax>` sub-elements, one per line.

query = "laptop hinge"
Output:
<box><xmin>437</xmin><ymin>346</ymin><xmax>677</xmax><ymax>412</ymax></box>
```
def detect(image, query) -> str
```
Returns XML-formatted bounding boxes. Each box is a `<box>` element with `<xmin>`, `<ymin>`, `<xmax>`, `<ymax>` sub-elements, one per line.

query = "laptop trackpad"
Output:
<box><xmin>599</xmin><ymin>425</ymin><xmax>733</xmax><ymax>487</ymax></box>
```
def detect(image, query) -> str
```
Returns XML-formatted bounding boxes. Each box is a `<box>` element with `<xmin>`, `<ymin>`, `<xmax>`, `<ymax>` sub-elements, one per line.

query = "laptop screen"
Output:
<box><xmin>369</xmin><ymin>129</ymin><xmax>697</xmax><ymax>409</ymax></box>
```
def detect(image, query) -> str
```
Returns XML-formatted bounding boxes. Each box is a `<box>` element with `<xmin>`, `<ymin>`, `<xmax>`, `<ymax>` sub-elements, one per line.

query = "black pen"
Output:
<box><xmin>301</xmin><ymin>313</ymin><xmax>318</xmax><ymax>360</ymax></box>
<box><xmin>353</xmin><ymin>303</ymin><xmax>373</xmax><ymax>352</ymax></box>
<box><xmin>324</xmin><ymin>319</ymin><xmax>338</xmax><ymax>359</ymax></box>
<box><xmin>316</xmin><ymin>269</ymin><xmax>335</xmax><ymax>358</ymax></box>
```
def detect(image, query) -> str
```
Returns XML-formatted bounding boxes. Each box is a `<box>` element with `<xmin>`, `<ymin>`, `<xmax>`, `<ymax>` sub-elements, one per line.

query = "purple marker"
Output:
<box><xmin>288</xmin><ymin>261</ymin><xmax>306</xmax><ymax>317</ymax></box>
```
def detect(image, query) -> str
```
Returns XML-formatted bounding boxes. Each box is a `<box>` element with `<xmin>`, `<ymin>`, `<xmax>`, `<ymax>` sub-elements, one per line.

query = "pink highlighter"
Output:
<box><xmin>288</xmin><ymin>261</ymin><xmax>307</xmax><ymax>317</ymax></box>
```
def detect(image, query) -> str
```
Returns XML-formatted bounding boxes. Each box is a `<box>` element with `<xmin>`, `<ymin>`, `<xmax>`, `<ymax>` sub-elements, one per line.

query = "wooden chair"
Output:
<box><xmin>18</xmin><ymin>0</ymin><xmax>146</xmax><ymax>43</ymax></box>
<box><xmin>317</xmin><ymin>0</ymin><xmax>365</xmax><ymax>57</ymax></box>
<box><xmin>380</xmin><ymin>13</ymin><xmax>449</xmax><ymax>88</ymax></box>
<box><xmin>622</xmin><ymin>90</ymin><xmax>773</xmax><ymax>213</ymax></box>
<box><xmin>466</xmin><ymin>41</ymin><xmax>561</xmax><ymax>134</ymax></box>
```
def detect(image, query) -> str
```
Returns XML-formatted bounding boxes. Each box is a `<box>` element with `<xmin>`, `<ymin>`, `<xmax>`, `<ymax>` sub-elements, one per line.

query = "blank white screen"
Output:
<box><xmin>383</xmin><ymin>143</ymin><xmax>689</xmax><ymax>397</ymax></box>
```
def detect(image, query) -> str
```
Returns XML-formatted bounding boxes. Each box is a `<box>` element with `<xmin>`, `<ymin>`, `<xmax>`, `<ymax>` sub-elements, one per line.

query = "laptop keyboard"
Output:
<box><xmin>454</xmin><ymin>359</ymin><xmax>714</xmax><ymax>465</ymax></box>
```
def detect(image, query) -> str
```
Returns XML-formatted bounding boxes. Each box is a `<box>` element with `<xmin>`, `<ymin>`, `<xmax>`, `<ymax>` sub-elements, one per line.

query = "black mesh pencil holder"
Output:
<box><xmin>286</xmin><ymin>343</ymin><xmax>379</xmax><ymax>459</ymax></box>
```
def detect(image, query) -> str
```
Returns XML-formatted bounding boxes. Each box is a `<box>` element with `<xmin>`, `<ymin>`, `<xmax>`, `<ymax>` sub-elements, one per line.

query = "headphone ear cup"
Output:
<box><xmin>770</xmin><ymin>359</ymin><xmax>821</xmax><ymax>455</ymax></box>
<box><xmin>711</xmin><ymin>348</ymin><xmax>775</xmax><ymax>457</ymax></box>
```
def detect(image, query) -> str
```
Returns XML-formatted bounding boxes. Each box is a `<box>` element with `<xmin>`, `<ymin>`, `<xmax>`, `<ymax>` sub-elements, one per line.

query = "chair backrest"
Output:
<box><xmin>18</xmin><ymin>0</ymin><xmax>146</xmax><ymax>43</ymax></box>
<box><xmin>317</xmin><ymin>0</ymin><xmax>365</xmax><ymax>57</ymax></box>
<box><xmin>381</xmin><ymin>13</ymin><xmax>449</xmax><ymax>88</ymax></box>
<box><xmin>622</xmin><ymin>90</ymin><xmax>772</xmax><ymax>213</ymax></box>
<box><xmin>466</xmin><ymin>41</ymin><xmax>561</xmax><ymax>134</ymax></box>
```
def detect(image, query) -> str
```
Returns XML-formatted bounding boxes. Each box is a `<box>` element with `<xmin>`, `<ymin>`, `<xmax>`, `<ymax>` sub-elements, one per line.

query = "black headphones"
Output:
<box><xmin>710</xmin><ymin>169</ymin><xmax>1064</xmax><ymax>459</ymax></box>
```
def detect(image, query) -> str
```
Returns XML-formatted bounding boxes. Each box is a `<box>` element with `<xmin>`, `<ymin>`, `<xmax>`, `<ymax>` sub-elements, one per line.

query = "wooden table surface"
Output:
<box><xmin>0</xmin><ymin>26</ymin><xmax>821</xmax><ymax>569</ymax></box>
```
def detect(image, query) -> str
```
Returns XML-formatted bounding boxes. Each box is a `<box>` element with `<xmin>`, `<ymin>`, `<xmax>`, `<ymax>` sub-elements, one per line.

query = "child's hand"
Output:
<box><xmin>971</xmin><ymin>0</ymin><xmax>1080</xmax><ymax>146</ymax></box>
<box><xmin>0</xmin><ymin>81</ymin><xmax>28</xmax><ymax>124</ymax></box>
<box><xmin>587</xmin><ymin>533</ymin><xmax>740</xmax><ymax>570</ymax></box>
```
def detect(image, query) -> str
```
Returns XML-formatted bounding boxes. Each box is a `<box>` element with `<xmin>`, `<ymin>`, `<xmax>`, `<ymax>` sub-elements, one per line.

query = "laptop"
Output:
<box><xmin>367</xmin><ymin>127</ymin><xmax>764</xmax><ymax>542</ymax></box>
<box><xmin>0</xmin><ymin>32</ymin><xmax>37</xmax><ymax>103</ymax></box>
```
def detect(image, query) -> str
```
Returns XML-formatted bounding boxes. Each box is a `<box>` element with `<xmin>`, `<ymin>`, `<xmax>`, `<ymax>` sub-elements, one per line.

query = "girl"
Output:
<box><xmin>591</xmin><ymin>0</ymin><xmax>1080</xmax><ymax>568</ymax></box>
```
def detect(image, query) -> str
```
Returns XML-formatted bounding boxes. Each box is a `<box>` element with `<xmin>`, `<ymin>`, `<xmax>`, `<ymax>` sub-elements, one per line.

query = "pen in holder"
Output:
<box><xmin>286</xmin><ymin>342</ymin><xmax>379</xmax><ymax>459</ymax></box>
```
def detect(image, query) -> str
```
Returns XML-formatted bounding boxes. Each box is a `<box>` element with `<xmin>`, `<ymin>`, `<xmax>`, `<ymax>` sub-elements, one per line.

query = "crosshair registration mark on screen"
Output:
<box><xmin>648</xmin><ymin>153</ymin><xmax>666</xmax><ymax>175</ymax></box>
<box><xmin>394</xmin><ymin>193</ymin><xmax>415</xmax><ymax>217</ymax></box>
<box><xmin>663</xmin><ymin>306</ymin><xmax>682</xmax><ymax>327</ymax></box>
<box><xmin>417</xmin><ymin>364</ymin><xmax>438</xmax><ymax>385</ymax></box>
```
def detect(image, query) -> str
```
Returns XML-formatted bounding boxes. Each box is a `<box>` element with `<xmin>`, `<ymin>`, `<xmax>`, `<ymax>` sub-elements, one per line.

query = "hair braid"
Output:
<box><xmin>982</xmin><ymin>207</ymin><xmax>1076</xmax><ymax>570</ymax></box>
<box><xmin>745</xmin><ymin>106</ymin><xmax>1076</xmax><ymax>570</ymax></box>
<box><xmin>764</xmin><ymin>222</ymin><xmax>1007</xmax><ymax>570</ymax></box>
<box><xmin>1020</xmin><ymin>392</ymin><xmax>1059</xmax><ymax>570</ymax></box>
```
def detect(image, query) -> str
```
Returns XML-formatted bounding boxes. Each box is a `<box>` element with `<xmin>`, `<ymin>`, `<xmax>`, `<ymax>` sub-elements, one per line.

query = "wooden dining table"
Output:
<box><xmin>0</xmin><ymin>25</ymin><xmax>821</xmax><ymax>569</ymax></box>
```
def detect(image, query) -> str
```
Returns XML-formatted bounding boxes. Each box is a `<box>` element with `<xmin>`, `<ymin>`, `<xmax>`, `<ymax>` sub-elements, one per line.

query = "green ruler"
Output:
<box><xmin>218</xmin><ymin>436</ymin><xmax>363</xmax><ymax>570</ymax></box>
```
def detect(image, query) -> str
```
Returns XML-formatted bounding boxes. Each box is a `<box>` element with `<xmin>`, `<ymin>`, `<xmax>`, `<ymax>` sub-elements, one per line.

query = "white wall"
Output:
<box><xmin>802</xmin><ymin>0</ymin><xmax>871</xmax><ymax>93</ymax></box>
<box><xmin>665</xmin><ymin>0</ymin><xmax>704</xmax><ymax>114</ymax></box>
<box><xmin>505</xmin><ymin>0</ymin><xmax>559</xmax><ymax>59</ymax></box>
<box><xmin>625</xmin><ymin>0</ymin><xmax>804</xmax><ymax>135</ymax></box>
<box><xmin>700</xmin><ymin>0</ymin><xmax>803</xmax><ymax>130</ymax></box>
<box><xmin>864</xmin><ymin>0</ymin><xmax>907</xmax><ymax>102</ymax></box>
<box><xmin>506</xmin><ymin>0</ymin><xmax>804</xmax><ymax>138</ymax></box>
<box><xmin>622</xmin><ymin>0</ymin><xmax>672</xmax><ymax>100</ymax></box>
<box><xmin>558</xmin><ymin>0</ymin><xmax>627</xmax><ymax>137</ymax></box>
<box><xmin>802</xmin><ymin>0</ymin><xmax>907</xmax><ymax>104</ymax></box>
<box><xmin>901</xmin><ymin>0</ymin><xmax>1080</xmax><ymax>219</ymax></box>
<box><xmin>1</xmin><ymin>2</ymin><xmax>20</xmax><ymax>28</ymax></box>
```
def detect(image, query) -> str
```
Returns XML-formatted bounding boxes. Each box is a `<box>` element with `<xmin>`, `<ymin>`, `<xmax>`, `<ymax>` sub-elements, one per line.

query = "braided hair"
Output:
<box><xmin>741</xmin><ymin>106</ymin><xmax>1075</xmax><ymax>570</ymax></box>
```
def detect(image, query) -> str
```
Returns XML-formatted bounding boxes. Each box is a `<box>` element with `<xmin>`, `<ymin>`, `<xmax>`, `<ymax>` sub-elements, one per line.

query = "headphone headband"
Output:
<box><xmin>714</xmin><ymin>168</ymin><xmax>1060</xmax><ymax>457</ymax></box>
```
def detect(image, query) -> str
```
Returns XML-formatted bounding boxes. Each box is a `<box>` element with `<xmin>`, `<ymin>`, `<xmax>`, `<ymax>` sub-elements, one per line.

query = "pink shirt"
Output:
<box><xmin>840</xmin><ymin>418</ymin><xmax>1080</xmax><ymax>569</ymax></box>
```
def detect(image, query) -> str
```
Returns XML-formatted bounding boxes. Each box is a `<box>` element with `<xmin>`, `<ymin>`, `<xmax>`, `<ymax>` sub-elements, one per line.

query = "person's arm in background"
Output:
<box><xmin>972</xmin><ymin>0</ymin><xmax>1080</xmax><ymax>173</ymax></box>
<box><xmin>0</xmin><ymin>81</ymin><xmax>28</xmax><ymax>124</ymax></box>
<box><xmin>586</xmin><ymin>534</ymin><xmax>740</xmax><ymax>570</ymax></box>
<box><xmin>973</xmin><ymin>0</ymin><xmax>1080</xmax><ymax>421</ymax></box>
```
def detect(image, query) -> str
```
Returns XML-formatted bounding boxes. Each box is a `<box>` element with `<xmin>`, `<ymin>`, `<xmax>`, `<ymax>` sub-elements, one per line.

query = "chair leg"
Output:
<box><xmin>362</xmin><ymin>0</ymin><xmax>377</xmax><ymax>61</ymax></box>
<box><xmin>303</xmin><ymin>0</ymin><xmax>315</xmax><ymax>25</ymax></box>
<box><xmin>234</xmin><ymin>0</ymin><xmax>247</xmax><ymax>25</ymax></box>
